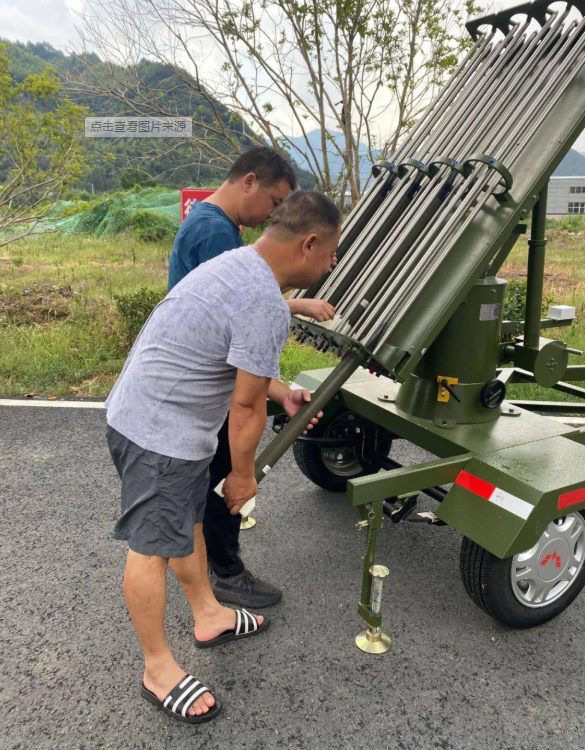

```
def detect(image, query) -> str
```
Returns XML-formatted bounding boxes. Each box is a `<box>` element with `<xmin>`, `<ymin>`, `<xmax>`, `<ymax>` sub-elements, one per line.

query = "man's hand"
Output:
<box><xmin>287</xmin><ymin>298</ymin><xmax>335</xmax><ymax>322</ymax></box>
<box><xmin>222</xmin><ymin>471</ymin><xmax>258</xmax><ymax>515</ymax></box>
<box><xmin>282</xmin><ymin>388</ymin><xmax>323</xmax><ymax>434</ymax></box>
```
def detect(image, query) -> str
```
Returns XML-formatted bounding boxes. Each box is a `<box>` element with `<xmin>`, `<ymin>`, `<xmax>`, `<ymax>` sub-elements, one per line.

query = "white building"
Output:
<box><xmin>547</xmin><ymin>176</ymin><xmax>585</xmax><ymax>215</ymax></box>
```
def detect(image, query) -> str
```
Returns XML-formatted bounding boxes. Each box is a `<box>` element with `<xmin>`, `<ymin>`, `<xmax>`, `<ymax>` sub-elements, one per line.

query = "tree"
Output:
<box><xmin>120</xmin><ymin>168</ymin><xmax>156</xmax><ymax>189</ymax></box>
<box><xmin>0</xmin><ymin>44</ymin><xmax>87</xmax><ymax>247</ymax></box>
<box><xmin>73</xmin><ymin>0</ymin><xmax>480</xmax><ymax>207</ymax></box>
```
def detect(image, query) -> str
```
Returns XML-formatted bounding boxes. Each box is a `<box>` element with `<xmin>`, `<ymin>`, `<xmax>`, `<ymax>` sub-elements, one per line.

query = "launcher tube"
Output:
<box><xmin>252</xmin><ymin>349</ymin><xmax>367</xmax><ymax>484</ymax></box>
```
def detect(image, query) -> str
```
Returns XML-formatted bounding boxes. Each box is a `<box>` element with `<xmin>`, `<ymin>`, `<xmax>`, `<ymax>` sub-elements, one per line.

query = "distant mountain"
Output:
<box><xmin>1</xmin><ymin>39</ymin><xmax>315</xmax><ymax>193</ymax></box>
<box><xmin>553</xmin><ymin>148</ymin><xmax>585</xmax><ymax>177</ymax></box>
<box><xmin>285</xmin><ymin>129</ymin><xmax>378</xmax><ymax>185</ymax></box>
<box><xmin>287</xmin><ymin>129</ymin><xmax>585</xmax><ymax>184</ymax></box>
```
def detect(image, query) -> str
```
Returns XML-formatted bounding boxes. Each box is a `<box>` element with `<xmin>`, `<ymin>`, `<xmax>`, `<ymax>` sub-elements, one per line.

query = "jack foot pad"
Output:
<box><xmin>240</xmin><ymin>515</ymin><xmax>256</xmax><ymax>530</ymax></box>
<box><xmin>355</xmin><ymin>627</ymin><xmax>392</xmax><ymax>654</ymax></box>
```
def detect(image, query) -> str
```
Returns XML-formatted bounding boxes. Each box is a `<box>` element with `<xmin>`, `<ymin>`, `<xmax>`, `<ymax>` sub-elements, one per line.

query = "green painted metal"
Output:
<box><xmin>486</xmin><ymin>224</ymin><xmax>526</xmax><ymax>277</ymax></box>
<box><xmin>356</xmin><ymin>503</ymin><xmax>385</xmax><ymax>628</ymax></box>
<box><xmin>253</xmin><ymin>349</ymin><xmax>366</xmax><ymax>483</ymax></box>
<box><xmin>564</xmin><ymin>366</ymin><xmax>585</xmax><ymax>381</ymax></box>
<box><xmin>395</xmin><ymin>377</ymin><xmax>501</xmax><ymax>426</ymax></box>
<box><xmin>347</xmin><ymin>455</ymin><xmax>471</xmax><ymax>507</ymax></box>
<box><xmin>289</xmin><ymin>365</ymin><xmax>585</xmax><ymax>557</ymax></box>
<box><xmin>395</xmin><ymin>277</ymin><xmax>507</xmax><ymax>424</ymax></box>
<box><xmin>374</xmin><ymin>66</ymin><xmax>585</xmax><ymax>382</ymax></box>
<box><xmin>500</xmin><ymin>317</ymin><xmax>573</xmax><ymax>336</ymax></box>
<box><xmin>437</xmin><ymin>436</ymin><xmax>585</xmax><ymax>557</ymax></box>
<box><xmin>513</xmin><ymin>337</ymin><xmax>569</xmax><ymax>387</ymax></box>
<box><xmin>261</xmin><ymin>5</ymin><xmax>585</xmax><ymax>636</ymax></box>
<box><xmin>524</xmin><ymin>185</ymin><xmax>548</xmax><ymax>348</ymax></box>
<box><xmin>513</xmin><ymin>369</ymin><xmax>585</xmax><ymax>400</ymax></box>
<box><xmin>508</xmin><ymin>400</ymin><xmax>585</xmax><ymax>414</ymax></box>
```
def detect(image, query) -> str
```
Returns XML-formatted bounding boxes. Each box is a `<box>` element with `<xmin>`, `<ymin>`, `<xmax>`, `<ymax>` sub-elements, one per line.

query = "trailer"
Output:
<box><xmin>258</xmin><ymin>0</ymin><xmax>585</xmax><ymax>652</ymax></box>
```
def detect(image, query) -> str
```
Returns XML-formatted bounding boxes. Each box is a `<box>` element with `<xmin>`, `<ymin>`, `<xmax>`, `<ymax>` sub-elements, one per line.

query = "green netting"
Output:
<box><xmin>33</xmin><ymin>187</ymin><xmax>182</xmax><ymax>238</ymax></box>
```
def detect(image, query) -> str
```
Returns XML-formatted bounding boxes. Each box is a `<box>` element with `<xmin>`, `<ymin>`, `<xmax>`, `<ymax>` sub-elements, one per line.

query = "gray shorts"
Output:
<box><xmin>107</xmin><ymin>425</ymin><xmax>213</xmax><ymax>558</ymax></box>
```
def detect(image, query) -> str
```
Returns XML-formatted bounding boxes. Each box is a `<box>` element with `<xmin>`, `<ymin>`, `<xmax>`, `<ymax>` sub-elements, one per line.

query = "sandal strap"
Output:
<box><xmin>235</xmin><ymin>608</ymin><xmax>258</xmax><ymax>635</ymax></box>
<box><xmin>163</xmin><ymin>675</ymin><xmax>209</xmax><ymax>716</ymax></box>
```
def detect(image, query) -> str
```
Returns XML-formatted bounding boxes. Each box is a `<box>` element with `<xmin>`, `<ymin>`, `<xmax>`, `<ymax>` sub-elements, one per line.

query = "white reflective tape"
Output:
<box><xmin>489</xmin><ymin>488</ymin><xmax>533</xmax><ymax>520</ymax></box>
<box><xmin>262</xmin><ymin>465</ymin><xmax>271</xmax><ymax>475</ymax></box>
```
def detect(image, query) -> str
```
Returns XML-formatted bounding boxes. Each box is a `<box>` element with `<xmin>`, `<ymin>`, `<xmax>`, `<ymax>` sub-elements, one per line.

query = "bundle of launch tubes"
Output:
<box><xmin>291</xmin><ymin>0</ymin><xmax>585</xmax><ymax>362</ymax></box>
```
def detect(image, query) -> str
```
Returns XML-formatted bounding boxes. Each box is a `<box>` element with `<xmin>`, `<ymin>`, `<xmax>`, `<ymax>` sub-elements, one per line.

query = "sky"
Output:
<box><xmin>1</xmin><ymin>0</ymin><xmax>584</xmax><ymax>151</ymax></box>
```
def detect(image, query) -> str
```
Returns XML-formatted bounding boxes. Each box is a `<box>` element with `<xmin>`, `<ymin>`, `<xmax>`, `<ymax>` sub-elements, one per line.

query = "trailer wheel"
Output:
<box><xmin>460</xmin><ymin>512</ymin><xmax>585</xmax><ymax>628</ymax></box>
<box><xmin>293</xmin><ymin>411</ymin><xmax>391</xmax><ymax>493</ymax></box>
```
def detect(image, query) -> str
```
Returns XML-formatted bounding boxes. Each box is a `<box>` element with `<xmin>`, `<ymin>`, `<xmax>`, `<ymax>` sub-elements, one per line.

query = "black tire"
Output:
<box><xmin>292</xmin><ymin>411</ymin><xmax>392</xmax><ymax>492</ymax></box>
<box><xmin>460</xmin><ymin>512</ymin><xmax>585</xmax><ymax>628</ymax></box>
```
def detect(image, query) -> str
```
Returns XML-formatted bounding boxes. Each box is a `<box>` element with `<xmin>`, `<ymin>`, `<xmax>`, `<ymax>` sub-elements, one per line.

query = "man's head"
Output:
<box><xmin>226</xmin><ymin>147</ymin><xmax>298</xmax><ymax>227</ymax></box>
<box><xmin>260</xmin><ymin>190</ymin><xmax>342</xmax><ymax>289</ymax></box>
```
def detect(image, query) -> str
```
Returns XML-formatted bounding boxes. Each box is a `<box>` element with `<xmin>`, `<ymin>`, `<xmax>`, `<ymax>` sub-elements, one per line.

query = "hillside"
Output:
<box><xmin>553</xmin><ymin>148</ymin><xmax>585</xmax><ymax>176</ymax></box>
<box><xmin>1</xmin><ymin>39</ymin><xmax>315</xmax><ymax>193</ymax></box>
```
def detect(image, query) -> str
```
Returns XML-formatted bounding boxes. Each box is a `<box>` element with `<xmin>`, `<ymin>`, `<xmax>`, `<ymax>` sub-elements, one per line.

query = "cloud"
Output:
<box><xmin>0</xmin><ymin>0</ymin><xmax>86</xmax><ymax>49</ymax></box>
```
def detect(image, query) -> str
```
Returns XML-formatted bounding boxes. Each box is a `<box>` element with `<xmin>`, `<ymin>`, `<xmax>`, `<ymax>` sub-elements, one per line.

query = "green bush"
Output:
<box><xmin>504</xmin><ymin>278</ymin><xmax>554</xmax><ymax>321</ymax></box>
<box><xmin>59</xmin><ymin>202</ymin><xmax>90</xmax><ymax>218</ymax></box>
<box><xmin>504</xmin><ymin>279</ymin><xmax>528</xmax><ymax>321</ymax></box>
<box><xmin>114</xmin><ymin>287</ymin><xmax>166</xmax><ymax>343</ymax></box>
<box><xmin>130</xmin><ymin>210</ymin><xmax>176</xmax><ymax>243</ymax></box>
<box><xmin>546</xmin><ymin>215</ymin><xmax>585</xmax><ymax>233</ymax></box>
<box><xmin>76</xmin><ymin>197</ymin><xmax>114</xmax><ymax>234</ymax></box>
<box><xmin>120</xmin><ymin>170</ymin><xmax>156</xmax><ymax>190</ymax></box>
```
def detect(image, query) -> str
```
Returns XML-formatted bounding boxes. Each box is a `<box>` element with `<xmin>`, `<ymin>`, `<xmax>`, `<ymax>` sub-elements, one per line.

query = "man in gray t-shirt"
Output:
<box><xmin>105</xmin><ymin>190</ymin><xmax>341</xmax><ymax>724</ymax></box>
<box><xmin>105</xmin><ymin>245</ymin><xmax>291</xmax><ymax>460</ymax></box>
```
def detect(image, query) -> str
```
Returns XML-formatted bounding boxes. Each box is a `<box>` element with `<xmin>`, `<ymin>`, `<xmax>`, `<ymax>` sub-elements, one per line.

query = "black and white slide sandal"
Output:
<box><xmin>194</xmin><ymin>608</ymin><xmax>270</xmax><ymax>649</ymax></box>
<box><xmin>141</xmin><ymin>674</ymin><xmax>222</xmax><ymax>724</ymax></box>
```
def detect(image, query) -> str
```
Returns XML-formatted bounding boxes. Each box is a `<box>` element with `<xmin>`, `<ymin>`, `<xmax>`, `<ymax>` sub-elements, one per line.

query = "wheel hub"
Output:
<box><xmin>511</xmin><ymin>513</ymin><xmax>585</xmax><ymax>608</ymax></box>
<box><xmin>320</xmin><ymin>416</ymin><xmax>363</xmax><ymax>477</ymax></box>
<box><xmin>537</xmin><ymin>538</ymin><xmax>570</xmax><ymax>582</ymax></box>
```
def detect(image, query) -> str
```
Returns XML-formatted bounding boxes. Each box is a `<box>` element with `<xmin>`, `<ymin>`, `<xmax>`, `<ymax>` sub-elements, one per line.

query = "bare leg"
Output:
<box><xmin>124</xmin><ymin>550</ymin><xmax>215</xmax><ymax>715</ymax></box>
<box><xmin>169</xmin><ymin>523</ymin><xmax>264</xmax><ymax>641</ymax></box>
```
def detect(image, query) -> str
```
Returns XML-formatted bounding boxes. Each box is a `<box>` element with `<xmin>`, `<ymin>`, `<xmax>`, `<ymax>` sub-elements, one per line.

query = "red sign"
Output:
<box><xmin>180</xmin><ymin>188</ymin><xmax>215</xmax><ymax>222</ymax></box>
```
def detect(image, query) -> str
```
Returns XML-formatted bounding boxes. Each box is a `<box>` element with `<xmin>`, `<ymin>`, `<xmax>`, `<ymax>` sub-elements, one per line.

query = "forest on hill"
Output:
<box><xmin>1</xmin><ymin>39</ymin><xmax>315</xmax><ymax>194</ymax></box>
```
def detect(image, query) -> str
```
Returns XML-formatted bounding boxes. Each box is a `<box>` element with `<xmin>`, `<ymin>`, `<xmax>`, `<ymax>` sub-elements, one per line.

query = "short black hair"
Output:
<box><xmin>267</xmin><ymin>190</ymin><xmax>341</xmax><ymax>238</ymax></box>
<box><xmin>227</xmin><ymin>146</ymin><xmax>298</xmax><ymax>190</ymax></box>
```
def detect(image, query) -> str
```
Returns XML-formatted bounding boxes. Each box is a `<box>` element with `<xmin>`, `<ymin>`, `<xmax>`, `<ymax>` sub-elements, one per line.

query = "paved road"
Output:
<box><xmin>1</xmin><ymin>405</ymin><xmax>584</xmax><ymax>750</ymax></box>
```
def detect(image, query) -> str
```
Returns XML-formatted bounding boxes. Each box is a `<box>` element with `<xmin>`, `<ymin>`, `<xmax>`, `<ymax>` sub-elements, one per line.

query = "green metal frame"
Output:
<box><xmin>256</xmin><ymin>1</ymin><xmax>585</xmax><ymax>638</ymax></box>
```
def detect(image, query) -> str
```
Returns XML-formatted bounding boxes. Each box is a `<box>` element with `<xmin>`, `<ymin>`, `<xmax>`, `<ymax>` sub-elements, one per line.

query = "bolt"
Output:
<box><xmin>336</xmin><ymin>452</ymin><xmax>343</xmax><ymax>461</ymax></box>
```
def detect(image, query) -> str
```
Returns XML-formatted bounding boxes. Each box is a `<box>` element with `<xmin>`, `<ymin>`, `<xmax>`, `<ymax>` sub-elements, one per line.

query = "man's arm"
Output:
<box><xmin>223</xmin><ymin>369</ymin><xmax>271</xmax><ymax>515</ymax></box>
<box><xmin>287</xmin><ymin>297</ymin><xmax>335</xmax><ymax>322</ymax></box>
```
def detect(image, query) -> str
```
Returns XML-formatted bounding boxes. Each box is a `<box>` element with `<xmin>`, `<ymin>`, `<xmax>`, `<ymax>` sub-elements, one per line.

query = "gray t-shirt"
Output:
<box><xmin>105</xmin><ymin>246</ymin><xmax>290</xmax><ymax>460</ymax></box>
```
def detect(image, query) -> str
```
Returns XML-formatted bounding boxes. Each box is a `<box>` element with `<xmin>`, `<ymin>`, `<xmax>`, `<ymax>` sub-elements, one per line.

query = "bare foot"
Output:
<box><xmin>194</xmin><ymin>604</ymin><xmax>264</xmax><ymax>642</ymax></box>
<box><xmin>143</xmin><ymin>657</ymin><xmax>215</xmax><ymax>717</ymax></box>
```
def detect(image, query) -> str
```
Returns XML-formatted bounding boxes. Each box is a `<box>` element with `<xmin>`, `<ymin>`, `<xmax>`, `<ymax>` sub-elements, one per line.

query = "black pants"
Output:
<box><xmin>203</xmin><ymin>416</ymin><xmax>245</xmax><ymax>577</ymax></box>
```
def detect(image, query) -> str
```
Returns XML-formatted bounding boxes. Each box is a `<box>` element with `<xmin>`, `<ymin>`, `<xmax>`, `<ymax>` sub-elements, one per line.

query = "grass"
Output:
<box><xmin>1</xmin><ymin>216</ymin><xmax>584</xmax><ymax>399</ymax></box>
<box><xmin>0</xmin><ymin>226</ymin><xmax>338</xmax><ymax>396</ymax></box>
<box><xmin>502</xmin><ymin>215</ymin><xmax>585</xmax><ymax>403</ymax></box>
